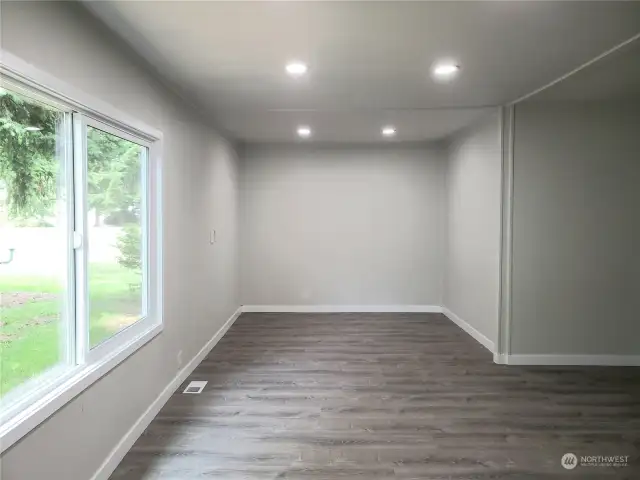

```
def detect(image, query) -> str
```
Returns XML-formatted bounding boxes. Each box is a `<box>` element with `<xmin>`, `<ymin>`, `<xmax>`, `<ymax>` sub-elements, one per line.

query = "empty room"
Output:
<box><xmin>1</xmin><ymin>1</ymin><xmax>639</xmax><ymax>479</ymax></box>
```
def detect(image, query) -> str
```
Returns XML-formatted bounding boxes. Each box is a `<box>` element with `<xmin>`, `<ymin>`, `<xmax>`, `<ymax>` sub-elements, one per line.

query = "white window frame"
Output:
<box><xmin>74</xmin><ymin>115</ymin><xmax>159</xmax><ymax>364</ymax></box>
<box><xmin>0</xmin><ymin>51</ymin><xmax>163</xmax><ymax>454</ymax></box>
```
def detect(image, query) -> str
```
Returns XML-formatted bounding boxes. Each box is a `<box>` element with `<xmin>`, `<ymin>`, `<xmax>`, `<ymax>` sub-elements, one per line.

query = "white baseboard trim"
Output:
<box><xmin>241</xmin><ymin>305</ymin><xmax>442</xmax><ymax>313</ymax></box>
<box><xmin>441</xmin><ymin>306</ymin><xmax>495</xmax><ymax>354</ymax></box>
<box><xmin>493</xmin><ymin>353</ymin><xmax>508</xmax><ymax>364</ymax></box>
<box><xmin>504</xmin><ymin>354</ymin><xmax>640</xmax><ymax>366</ymax></box>
<box><xmin>91</xmin><ymin>306</ymin><xmax>242</xmax><ymax>480</ymax></box>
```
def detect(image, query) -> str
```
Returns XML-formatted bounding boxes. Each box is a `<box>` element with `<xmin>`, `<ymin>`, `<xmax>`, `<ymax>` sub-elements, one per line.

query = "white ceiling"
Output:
<box><xmin>85</xmin><ymin>1</ymin><xmax>640</xmax><ymax>143</ymax></box>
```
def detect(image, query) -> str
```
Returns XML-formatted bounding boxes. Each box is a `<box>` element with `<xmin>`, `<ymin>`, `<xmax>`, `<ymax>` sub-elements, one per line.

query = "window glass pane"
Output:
<box><xmin>0</xmin><ymin>87</ymin><xmax>71</xmax><ymax>399</ymax></box>
<box><xmin>86</xmin><ymin>126</ymin><xmax>147</xmax><ymax>348</ymax></box>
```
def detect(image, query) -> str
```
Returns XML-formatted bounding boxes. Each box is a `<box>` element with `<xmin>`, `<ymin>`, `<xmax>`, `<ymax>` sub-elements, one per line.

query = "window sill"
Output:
<box><xmin>0</xmin><ymin>323</ymin><xmax>162</xmax><ymax>454</ymax></box>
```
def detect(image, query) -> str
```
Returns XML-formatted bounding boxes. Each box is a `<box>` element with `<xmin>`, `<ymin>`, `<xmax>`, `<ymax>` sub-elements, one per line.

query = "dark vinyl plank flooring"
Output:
<box><xmin>110</xmin><ymin>313</ymin><xmax>640</xmax><ymax>479</ymax></box>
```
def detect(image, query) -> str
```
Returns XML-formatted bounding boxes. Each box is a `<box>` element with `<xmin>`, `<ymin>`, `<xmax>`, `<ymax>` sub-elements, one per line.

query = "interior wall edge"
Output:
<box><xmin>497</xmin><ymin>104</ymin><xmax>515</xmax><ymax>359</ymax></box>
<box><xmin>444</xmin><ymin>106</ymin><xmax>502</xmax><ymax>148</ymax></box>
<box><xmin>443</xmin><ymin>109</ymin><xmax>502</xmax><ymax>352</ymax></box>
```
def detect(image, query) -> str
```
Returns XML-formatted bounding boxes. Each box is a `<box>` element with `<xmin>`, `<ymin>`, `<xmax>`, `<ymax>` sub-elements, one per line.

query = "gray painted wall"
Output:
<box><xmin>444</xmin><ymin>111</ymin><xmax>502</xmax><ymax>346</ymax></box>
<box><xmin>0</xmin><ymin>2</ymin><xmax>240</xmax><ymax>479</ymax></box>
<box><xmin>511</xmin><ymin>101</ymin><xmax>640</xmax><ymax>355</ymax></box>
<box><xmin>239</xmin><ymin>144</ymin><xmax>447</xmax><ymax>306</ymax></box>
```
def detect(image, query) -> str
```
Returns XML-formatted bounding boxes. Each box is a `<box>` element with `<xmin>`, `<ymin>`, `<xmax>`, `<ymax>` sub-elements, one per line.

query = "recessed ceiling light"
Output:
<box><xmin>297</xmin><ymin>126</ymin><xmax>312</xmax><ymax>138</ymax></box>
<box><xmin>382</xmin><ymin>126</ymin><xmax>396</xmax><ymax>137</ymax></box>
<box><xmin>431</xmin><ymin>61</ymin><xmax>460</xmax><ymax>81</ymax></box>
<box><xmin>25</xmin><ymin>126</ymin><xmax>42</xmax><ymax>132</ymax></box>
<box><xmin>286</xmin><ymin>61</ymin><xmax>308</xmax><ymax>77</ymax></box>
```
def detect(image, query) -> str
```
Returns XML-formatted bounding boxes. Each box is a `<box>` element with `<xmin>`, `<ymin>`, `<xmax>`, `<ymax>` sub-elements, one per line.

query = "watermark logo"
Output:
<box><xmin>561</xmin><ymin>453</ymin><xmax>578</xmax><ymax>470</ymax></box>
<box><xmin>561</xmin><ymin>453</ymin><xmax>630</xmax><ymax>470</ymax></box>
<box><xmin>581</xmin><ymin>455</ymin><xmax>629</xmax><ymax>468</ymax></box>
